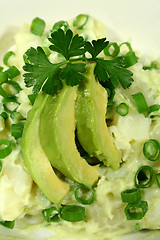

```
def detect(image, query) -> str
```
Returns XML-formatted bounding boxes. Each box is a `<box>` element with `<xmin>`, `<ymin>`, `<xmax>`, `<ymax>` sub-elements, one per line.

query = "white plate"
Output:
<box><xmin>0</xmin><ymin>0</ymin><xmax>160</xmax><ymax>239</ymax></box>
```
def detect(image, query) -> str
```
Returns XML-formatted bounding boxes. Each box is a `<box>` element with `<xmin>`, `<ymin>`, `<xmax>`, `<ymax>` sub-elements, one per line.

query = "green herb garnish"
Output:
<box><xmin>121</xmin><ymin>188</ymin><xmax>141</xmax><ymax>203</ymax></box>
<box><xmin>60</xmin><ymin>205</ymin><xmax>86</xmax><ymax>222</ymax></box>
<box><xmin>134</xmin><ymin>165</ymin><xmax>153</xmax><ymax>188</ymax></box>
<box><xmin>23</xmin><ymin>28</ymin><xmax>135</xmax><ymax>95</ymax></box>
<box><xmin>74</xmin><ymin>184</ymin><xmax>95</xmax><ymax>205</ymax></box>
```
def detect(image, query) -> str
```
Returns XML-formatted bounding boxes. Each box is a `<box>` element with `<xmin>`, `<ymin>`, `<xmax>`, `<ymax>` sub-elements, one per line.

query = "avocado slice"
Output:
<box><xmin>21</xmin><ymin>93</ymin><xmax>70</xmax><ymax>205</ymax></box>
<box><xmin>76</xmin><ymin>64</ymin><xmax>121</xmax><ymax>170</ymax></box>
<box><xmin>39</xmin><ymin>85</ymin><xmax>99</xmax><ymax>186</ymax></box>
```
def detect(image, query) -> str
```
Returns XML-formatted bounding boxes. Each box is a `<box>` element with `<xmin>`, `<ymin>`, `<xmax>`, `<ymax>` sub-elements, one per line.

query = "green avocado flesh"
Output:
<box><xmin>76</xmin><ymin>64</ymin><xmax>121</xmax><ymax>170</ymax></box>
<box><xmin>20</xmin><ymin>93</ymin><xmax>70</xmax><ymax>205</ymax></box>
<box><xmin>39</xmin><ymin>85</ymin><xmax>99</xmax><ymax>187</ymax></box>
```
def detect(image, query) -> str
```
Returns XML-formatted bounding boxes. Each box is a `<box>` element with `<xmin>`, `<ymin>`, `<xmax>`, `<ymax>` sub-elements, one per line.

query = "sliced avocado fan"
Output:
<box><xmin>21</xmin><ymin>93</ymin><xmax>70</xmax><ymax>205</ymax></box>
<box><xmin>76</xmin><ymin>64</ymin><xmax>121</xmax><ymax>170</ymax></box>
<box><xmin>39</xmin><ymin>85</ymin><xmax>99</xmax><ymax>187</ymax></box>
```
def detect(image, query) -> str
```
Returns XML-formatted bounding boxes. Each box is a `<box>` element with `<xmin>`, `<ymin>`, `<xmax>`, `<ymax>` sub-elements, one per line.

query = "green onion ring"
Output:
<box><xmin>42</xmin><ymin>206</ymin><xmax>60</xmax><ymax>223</ymax></box>
<box><xmin>104</xmin><ymin>42</ymin><xmax>120</xmax><ymax>57</ymax></box>
<box><xmin>11</xmin><ymin>123</ymin><xmax>24</xmax><ymax>139</ymax></box>
<box><xmin>119</xmin><ymin>42</ymin><xmax>133</xmax><ymax>52</ymax></box>
<box><xmin>60</xmin><ymin>205</ymin><xmax>86</xmax><ymax>222</ymax></box>
<box><xmin>2</xmin><ymin>97</ymin><xmax>20</xmax><ymax>113</ymax></box>
<box><xmin>0</xmin><ymin>139</ymin><xmax>12</xmax><ymax>159</ymax></box>
<box><xmin>143</xmin><ymin>139</ymin><xmax>160</xmax><ymax>161</ymax></box>
<box><xmin>125</xmin><ymin>200</ymin><xmax>148</xmax><ymax>220</ymax></box>
<box><xmin>73</xmin><ymin>14</ymin><xmax>89</xmax><ymax>29</ymax></box>
<box><xmin>121</xmin><ymin>188</ymin><xmax>141</xmax><ymax>203</ymax></box>
<box><xmin>116</xmin><ymin>102</ymin><xmax>129</xmax><ymax>116</ymax></box>
<box><xmin>121</xmin><ymin>51</ymin><xmax>138</xmax><ymax>68</ymax></box>
<box><xmin>4</xmin><ymin>80</ymin><xmax>22</xmax><ymax>93</ymax></box>
<box><xmin>3</xmin><ymin>51</ymin><xmax>15</xmax><ymax>66</ymax></box>
<box><xmin>0</xmin><ymin>72</ymin><xmax>8</xmax><ymax>84</ymax></box>
<box><xmin>5</xmin><ymin>66</ymin><xmax>20</xmax><ymax>79</ymax></box>
<box><xmin>134</xmin><ymin>165</ymin><xmax>153</xmax><ymax>188</ymax></box>
<box><xmin>74</xmin><ymin>184</ymin><xmax>95</xmax><ymax>205</ymax></box>
<box><xmin>52</xmin><ymin>20</ymin><xmax>69</xmax><ymax>32</ymax></box>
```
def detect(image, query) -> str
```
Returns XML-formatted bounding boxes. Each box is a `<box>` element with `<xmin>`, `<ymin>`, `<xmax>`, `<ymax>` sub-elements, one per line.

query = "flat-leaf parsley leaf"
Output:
<box><xmin>23</xmin><ymin>47</ymin><xmax>64</xmax><ymax>94</ymax></box>
<box><xmin>60</xmin><ymin>63</ymin><xmax>86</xmax><ymax>86</ymax></box>
<box><xmin>23</xmin><ymin>27</ymin><xmax>136</xmax><ymax>96</ymax></box>
<box><xmin>49</xmin><ymin>29</ymin><xmax>86</xmax><ymax>60</ymax></box>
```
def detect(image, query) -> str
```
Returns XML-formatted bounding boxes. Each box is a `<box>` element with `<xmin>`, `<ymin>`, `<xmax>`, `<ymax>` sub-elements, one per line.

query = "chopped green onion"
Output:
<box><xmin>116</xmin><ymin>102</ymin><xmax>129</xmax><ymax>116</ymax></box>
<box><xmin>0</xmin><ymin>220</ymin><xmax>15</xmax><ymax>229</ymax></box>
<box><xmin>5</xmin><ymin>80</ymin><xmax>22</xmax><ymax>93</ymax></box>
<box><xmin>0</xmin><ymin>112</ymin><xmax>8</xmax><ymax>120</ymax></box>
<box><xmin>0</xmin><ymin>86</ymin><xmax>12</xmax><ymax>98</ymax></box>
<box><xmin>2</xmin><ymin>97</ymin><xmax>20</xmax><ymax>113</ymax></box>
<box><xmin>74</xmin><ymin>185</ymin><xmax>95</xmax><ymax>205</ymax></box>
<box><xmin>132</xmin><ymin>92</ymin><xmax>149</xmax><ymax>114</ymax></box>
<box><xmin>143</xmin><ymin>139</ymin><xmax>160</xmax><ymax>161</ymax></box>
<box><xmin>73</xmin><ymin>14</ymin><xmax>89</xmax><ymax>29</ymax></box>
<box><xmin>104</xmin><ymin>42</ymin><xmax>120</xmax><ymax>57</ymax></box>
<box><xmin>11</xmin><ymin>123</ymin><xmax>24</xmax><ymax>139</ymax></box>
<box><xmin>10</xmin><ymin>109</ymin><xmax>24</xmax><ymax>123</ymax></box>
<box><xmin>119</xmin><ymin>42</ymin><xmax>133</xmax><ymax>52</ymax></box>
<box><xmin>143</xmin><ymin>61</ymin><xmax>157</xmax><ymax>70</ymax></box>
<box><xmin>28</xmin><ymin>93</ymin><xmax>38</xmax><ymax>105</ymax></box>
<box><xmin>156</xmin><ymin>173</ymin><xmax>160</xmax><ymax>188</ymax></box>
<box><xmin>60</xmin><ymin>205</ymin><xmax>86</xmax><ymax>222</ymax></box>
<box><xmin>121</xmin><ymin>188</ymin><xmax>141</xmax><ymax>203</ymax></box>
<box><xmin>134</xmin><ymin>165</ymin><xmax>153</xmax><ymax>188</ymax></box>
<box><xmin>120</xmin><ymin>51</ymin><xmax>138</xmax><ymax>68</ymax></box>
<box><xmin>52</xmin><ymin>20</ymin><xmax>69</xmax><ymax>32</ymax></box>
<box><xmin>0</xmin><ymin>72</ymin><xmax>8</xmax><ymax>84</ymax></box>
<box><xmin>0</xmin><ymin>139</ymin><xmax>12</xmax><ymax>159</ymax></box>
<box><xmin>0</xmin><ymin>160</ymin><xmax>3</xmax><ymax>173</ymax></box>
<box><xmin>42</xmin><ymin>206</ymin><xmax>60</xmax><ymax>223</ymax></box>
<box><xmin>125</xmin><ymin>200</ymin><xmax>148</xmax><ymax>220</ymax></box>
<box><xmin>30</xmin><ymin>17</ymin><xmax>46</xmax><ymax>36</ymax></box>
<box><xmin>5</xmin><ymin>66</ymin><xmax>20</xmax><ymax>79</ymax></box>
<box><xmin>148</xmin><ymin>104</ymin><xmax>160</xmax><ymax>116</ymax></box>
<box><xmin>3</xmin><ymin>51</ymin><xmax>15</xmax><ymax>66</ymax></box>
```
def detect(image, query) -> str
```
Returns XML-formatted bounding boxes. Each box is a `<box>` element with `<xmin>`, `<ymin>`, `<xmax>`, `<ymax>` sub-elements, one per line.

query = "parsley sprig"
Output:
<box><xmin>23</xmin><ymin>28</ymin><xmax>135</xmax><ymax>95</ymax></box>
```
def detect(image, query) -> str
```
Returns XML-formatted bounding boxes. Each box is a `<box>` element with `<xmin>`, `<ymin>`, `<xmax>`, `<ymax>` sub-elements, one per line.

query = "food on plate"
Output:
<box><xmin>0</xmin><ymin>14</ymin><xmax>160</xmax><ymax>239</ymax></box>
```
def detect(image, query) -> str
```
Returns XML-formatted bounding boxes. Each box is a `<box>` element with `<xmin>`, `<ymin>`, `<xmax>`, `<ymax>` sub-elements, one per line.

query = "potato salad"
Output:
<box><xmin>0</xmin><ymin>14</ymin><xmax>160</xmax><ymax>240</ymax></box>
